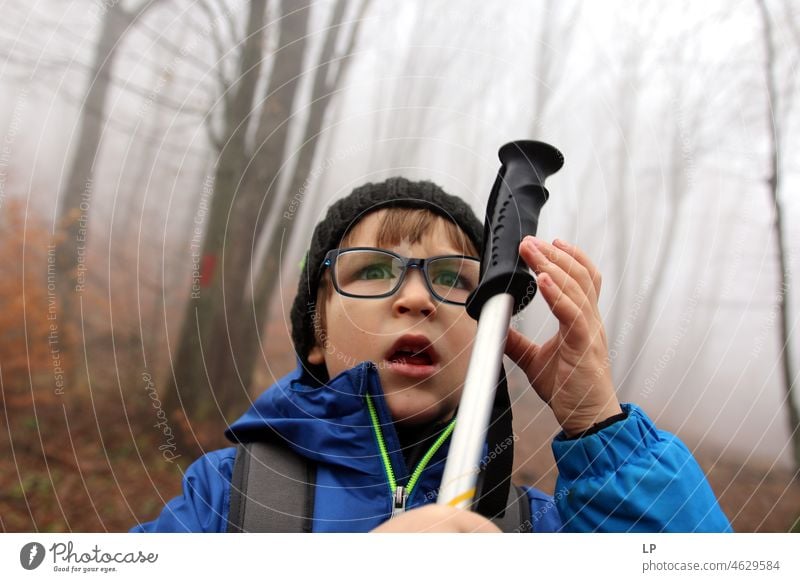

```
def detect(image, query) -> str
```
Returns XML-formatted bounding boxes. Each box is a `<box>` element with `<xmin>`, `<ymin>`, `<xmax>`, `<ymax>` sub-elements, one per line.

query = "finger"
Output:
<box><xmin>506</xmin><ymin>327</ymin><xmax>554</xmax><ymax>402</ymax></box>
<box><xmin>536</xmin><ymin>272</ymin><xmax>590</xmax><ymax>348</ymax></box>
<box><xmin>552</xmin><ymin>238</ymin><xmax>602</xmax><ymax>300</ymax></box>
<box><xmin>504</xmin><ymin>326</ymin><xmax>540</xmax><ymax>372</ymax></box>
<box><xmin>520</xmin><ymin>239</ymin><xmax>597</xmax><ymax>322</ymax></box>
<box><xmin>525</xmin><ymin>236</ymin><xmax>599</xmax><ymax>306</ymax></box>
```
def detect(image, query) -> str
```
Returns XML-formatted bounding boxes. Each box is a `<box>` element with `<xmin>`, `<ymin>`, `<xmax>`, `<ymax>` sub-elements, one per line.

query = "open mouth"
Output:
<box><xmin>388</xmin><ymin>349</ymin><xmax>434</xmax><ymax>366</ymax></box>
<box><xmin>384</xmin><ymin>335</ymin><xmax>440</xmax><ymax>378</ymax></box>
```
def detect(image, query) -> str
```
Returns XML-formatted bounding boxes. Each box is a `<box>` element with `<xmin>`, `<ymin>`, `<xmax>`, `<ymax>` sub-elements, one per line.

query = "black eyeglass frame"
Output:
<box><xmin>320</xmin><ymin>247</ymin><xmax>481</xmax><ymax>306</ymax></box>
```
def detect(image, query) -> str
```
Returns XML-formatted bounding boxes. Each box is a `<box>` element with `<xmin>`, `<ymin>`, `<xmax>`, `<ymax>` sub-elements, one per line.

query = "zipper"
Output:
<box><xmin>392</xmin><ymin>486</ymin><xmax>407</xmax><ymax>517</ymax></box>
<box><xmin>366</xmin><ymin>395</ymin><xmax>456</xmax><ymax>516</ymax></box>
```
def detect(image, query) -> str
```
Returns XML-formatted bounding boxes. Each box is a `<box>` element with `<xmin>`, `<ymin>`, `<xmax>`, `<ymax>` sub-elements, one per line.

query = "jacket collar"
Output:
<box><xmin>224</xmin><ymin>360</ymin><xmax>426</xmax><ymax>477</ymax></box>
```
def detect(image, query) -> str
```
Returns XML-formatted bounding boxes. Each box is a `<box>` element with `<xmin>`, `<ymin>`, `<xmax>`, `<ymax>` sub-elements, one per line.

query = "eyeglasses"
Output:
<box><xmin>321</xmin><ymin>247</ymin><xmax>481</xmax><ymax>305</ymax></box>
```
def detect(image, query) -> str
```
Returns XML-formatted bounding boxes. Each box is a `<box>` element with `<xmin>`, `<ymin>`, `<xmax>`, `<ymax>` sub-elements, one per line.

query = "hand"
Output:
<box><xmin>504</xmin><ymin>236</ymin><xmax>622</xmax><ymax>437</ymax></box>
<box><xmin>370</xmin><ymin>505</ymin><xmax>501</xmax><ymax>533</ymax></box>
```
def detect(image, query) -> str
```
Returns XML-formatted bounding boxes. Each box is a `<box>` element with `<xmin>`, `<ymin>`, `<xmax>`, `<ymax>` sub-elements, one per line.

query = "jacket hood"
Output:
<box><xmin>224</xmin><ymin>359</ymin><xmax>418</xmax><ymax>476</ymax></box>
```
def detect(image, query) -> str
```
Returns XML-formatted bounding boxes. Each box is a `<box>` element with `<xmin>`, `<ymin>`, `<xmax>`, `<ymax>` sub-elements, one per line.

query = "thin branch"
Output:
<box><xmin>196</xmin><ymin>0</ymin><xmax>235</xmax><ymax>109</ymax></box>
<box><xmin>108</xmin><ymin>1</ymin><xmax>218</xmax><ymax>77</ymax></box>
<box><xmin>781</xmin><ymin>0</ymin><xmax>800</xmax><ymax>49</ymax></box>
<box><xmin>3</xmin><ymin>4</ymin><xmax>215</xmax><ymax>92</ymax></box>
<box><xmin>52</xmin><ymin>83</ymin><xmax>209</xmax><ymax>159</ymax></box>
<box><xmin>328</xmin><ymin>0</ymin><xmax>371</xmax><ymax>92</ymax></box>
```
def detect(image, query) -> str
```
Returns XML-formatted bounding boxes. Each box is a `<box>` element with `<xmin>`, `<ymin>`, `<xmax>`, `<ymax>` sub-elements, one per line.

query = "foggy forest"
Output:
<box><xmin>0</xmin><ymin>0</ymin><xmax>798</xmax><ymax>533</ymax></box>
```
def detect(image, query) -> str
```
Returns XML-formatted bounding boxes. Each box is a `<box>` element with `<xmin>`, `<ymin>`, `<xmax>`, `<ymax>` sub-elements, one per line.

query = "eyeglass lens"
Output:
<box><xmin>333</xmin><ymin>249</ymin><xmax>479</xmax><ymax>303</ymax></box>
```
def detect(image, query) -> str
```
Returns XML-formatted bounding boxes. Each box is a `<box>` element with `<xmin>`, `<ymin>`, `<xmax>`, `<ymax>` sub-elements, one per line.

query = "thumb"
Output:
<box><xmin>504</xmin><ymin>327</ymin><xmax>539</xmax><ymax>372</ymax></box>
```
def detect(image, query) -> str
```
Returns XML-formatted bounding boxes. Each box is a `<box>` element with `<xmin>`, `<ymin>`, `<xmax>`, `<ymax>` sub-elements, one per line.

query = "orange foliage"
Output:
<box><xmin>0</xmin><ymin>199</ymin><xmax>64</xmax><ymax>407</ymax></box>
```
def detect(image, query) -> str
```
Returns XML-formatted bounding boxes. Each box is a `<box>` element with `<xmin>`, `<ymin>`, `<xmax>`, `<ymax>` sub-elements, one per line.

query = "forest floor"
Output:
<box><xmin>2</xmin><ymin>319</ymin><xmax>798</xmax><ymax>532</ymax></box>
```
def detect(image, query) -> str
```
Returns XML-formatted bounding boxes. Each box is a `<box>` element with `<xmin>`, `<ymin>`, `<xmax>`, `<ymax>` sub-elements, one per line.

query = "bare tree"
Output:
<box><xmin>236</xmin><ymin>0</ymin><xmax>372</xmax><ymax>398</ymax></box>
<box><xmin>603</xmin><ymin>3</ymin><xmax>730</xmax><ymax>395</ymax></box>
<box><xmin>54</xmin><ymin>0</ymin><xmax>156</xmax><ymax>383</ymax></box>
<box><xmin>604</xmin><ymin>17</ymin><xmax>645</xmax><ymax>347</ymax></box>
<box><xmin>202</xmin><ymin>0</ymin><xmax>316</xmax><ymax>416</ymax></box>
<box><xmin>163</xmin><ymin>0</ymin><xmax>278</xmax><ymax>422</ymax></box>
<box><xmin>107</xmin><ymin>12</ymin><xmax>192</xmax><ymax>383</ymax></box>
<box><xmin>165</xmin><ymin>0</ymin><xmax>372</xmax><ymax>427</ymax></box>
<box><xmin>755</xmin><ymin>0</ymin><xmax>799</xmax><ymax>474</ymax></box>
<box><xmin>618</xmin><ymin>27</ymin><xmax>705</xmax><ymax>395</ymax></box>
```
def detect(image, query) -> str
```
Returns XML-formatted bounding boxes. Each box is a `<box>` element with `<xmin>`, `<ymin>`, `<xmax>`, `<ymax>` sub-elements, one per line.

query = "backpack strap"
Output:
<box><xmin>227</xmin><ymin>440</ymin><xmax>532</xmax><ymax>533</ymax></box>
<box><xmin>489</xmin><ymin>484</ymin><xmax>533</xmax><ymax>533</ymax></box>
<box><xmin>227</xmin><ymin>441</ymin><xmax>316</xmax><ymax>533</ymax></box>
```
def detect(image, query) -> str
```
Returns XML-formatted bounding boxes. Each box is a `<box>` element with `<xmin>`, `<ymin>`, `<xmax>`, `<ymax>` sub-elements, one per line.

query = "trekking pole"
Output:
<box><xmin>437</xmin><ymin>140</ymin><xmax>563</xmax><ymax>510</ymax></box>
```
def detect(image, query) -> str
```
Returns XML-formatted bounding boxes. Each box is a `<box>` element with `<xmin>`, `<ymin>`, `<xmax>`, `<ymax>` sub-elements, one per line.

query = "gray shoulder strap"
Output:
<box><xmin>490</xmin><ymin>484</ymin><xmax>533</xmax><ymax>533</ymax></box>
<box><xmin>227</xmin><ymin>440</ymin><xmax>529</xmax><ymax>533</ymax></box>
<box><xmin>227</xmin><ymin>441</ymin><xmax>316</xmax><ymax>533</ymax></box>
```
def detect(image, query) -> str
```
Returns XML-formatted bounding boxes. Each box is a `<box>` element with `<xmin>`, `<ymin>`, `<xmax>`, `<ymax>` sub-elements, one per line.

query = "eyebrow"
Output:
<box><xmin>343</xmin><ymin>245</ymin><xmax>475</xmax><ymax>257</ymax></box>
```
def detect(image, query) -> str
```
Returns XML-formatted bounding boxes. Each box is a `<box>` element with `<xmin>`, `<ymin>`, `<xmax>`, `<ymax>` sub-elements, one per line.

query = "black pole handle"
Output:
<box><xmin>466</xmin><ymin>140</ymin><xmax>564</xmax><ymax>320</ymax></box>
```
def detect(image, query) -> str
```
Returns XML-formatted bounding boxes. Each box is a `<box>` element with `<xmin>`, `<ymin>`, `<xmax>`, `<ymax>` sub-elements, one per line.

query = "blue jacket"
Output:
<box><xmin>131</xmin><ymin>361</ymin><xmax>731</xmax><ymax>533</ymax></box>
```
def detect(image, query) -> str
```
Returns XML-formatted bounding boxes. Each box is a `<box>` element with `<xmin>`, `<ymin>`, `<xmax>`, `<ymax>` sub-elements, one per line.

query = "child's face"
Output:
<box><xmin>308</xmin><ymin>210</ymin><xmax>478</xmax><ymax>427</ymax></box>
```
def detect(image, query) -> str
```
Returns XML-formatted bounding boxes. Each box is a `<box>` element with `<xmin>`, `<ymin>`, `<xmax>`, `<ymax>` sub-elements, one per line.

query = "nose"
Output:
<box><xmin>392</xmin><ymin>267</ymin><xmax>436</xmax><ymax>317</ymax></box>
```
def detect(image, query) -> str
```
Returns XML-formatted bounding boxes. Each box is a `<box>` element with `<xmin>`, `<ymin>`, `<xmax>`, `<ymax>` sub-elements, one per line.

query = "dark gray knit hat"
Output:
<box><xmin>290</xmin><ymin>176</ymin><xmax>483</xmax><ymax>384</ymax></box>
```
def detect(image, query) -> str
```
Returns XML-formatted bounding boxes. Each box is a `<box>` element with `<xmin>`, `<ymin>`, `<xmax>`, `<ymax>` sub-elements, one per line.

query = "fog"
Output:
<box><xmin>1</xmin><ymin>0</ymin><xmax>798</xmax><ymax>477</ymax></box>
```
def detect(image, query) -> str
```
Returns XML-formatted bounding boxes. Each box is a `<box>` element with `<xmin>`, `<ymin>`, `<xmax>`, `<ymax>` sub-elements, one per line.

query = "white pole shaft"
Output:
<box><xmin>437</xmin><ymin>293</ymin><xmax>514</xmax><ymax>509</ymax></box>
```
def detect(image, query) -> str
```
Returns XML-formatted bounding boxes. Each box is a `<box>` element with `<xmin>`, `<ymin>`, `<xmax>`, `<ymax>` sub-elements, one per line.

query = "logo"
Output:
<box><xmin>20</xmin><ymin>542</ymin><xmax>46</xmax><ymax>570</ymax></box>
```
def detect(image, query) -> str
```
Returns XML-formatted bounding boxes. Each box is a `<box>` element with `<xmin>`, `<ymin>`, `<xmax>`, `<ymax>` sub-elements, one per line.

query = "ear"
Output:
<box><xmin>307</xmin><ymin>344</ymin><xmax>325</xmax><ymax>365</ymax></box>
<box><xmin>307</xmin><ymin>288</ymin><xmax>328</xmax><ymax>366</ymax></box>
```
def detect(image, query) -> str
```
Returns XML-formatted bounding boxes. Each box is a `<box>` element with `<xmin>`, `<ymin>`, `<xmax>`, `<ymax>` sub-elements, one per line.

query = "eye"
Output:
<box><xmin>355</xmin><ymin>263</ymin><xmax>395</xmax><ymax>280</ymax></box>
<box><xmin>431</xmin><ymin>270</ymin><xmax>467</xmax><ymax>289</ymax></box>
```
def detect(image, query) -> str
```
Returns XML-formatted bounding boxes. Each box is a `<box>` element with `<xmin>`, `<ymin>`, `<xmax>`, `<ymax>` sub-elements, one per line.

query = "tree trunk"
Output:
<box><xmin>203</xmin><ymin>0</ymin><xmax>315</xmax><ymax>417</ymax></box>
<box><xmin>54</xmin><ymin>3</ymin><xmax>130</xmax><ymax>387</ymax></box>
<box><xmin>163</xmin><ymin>0</ymin><xmax>269</xmax><ymax>425</ymax></box>
<box><xmin>619</xmin><ymin>113</ymin><xmax>688</xmax><ymax>397</ymax></box>
<box><xmin>605</xmin><ymin>53</ymin><xmax>637</xmax><ymax>352</ymax></box>
<box><xmin>756</xmin><ymin>0</ymin><xmax>799</xmax><ymax>475</ymax></box>
<box><xmin>235</xmin><ymin>0</ymin><xmax>370</xmax><ymax>401</ymax></box>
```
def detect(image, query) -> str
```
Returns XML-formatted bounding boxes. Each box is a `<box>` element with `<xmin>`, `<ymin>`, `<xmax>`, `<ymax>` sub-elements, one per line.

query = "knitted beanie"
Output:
<box><xmin>290</xmin><ymin>176</ymin><xmax>484</xmax><ymax>384</ymax></box>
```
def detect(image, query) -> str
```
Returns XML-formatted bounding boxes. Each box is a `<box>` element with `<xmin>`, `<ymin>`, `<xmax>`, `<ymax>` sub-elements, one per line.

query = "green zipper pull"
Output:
<box><xmin>392</xmin><ymin>486</ymin><xmax>407</xmax><ymax>517</ymax></box>
<box><xmin>366</xmin><ymin>395</ymin><xmax>456</xmax><ymax>517</ymax></box>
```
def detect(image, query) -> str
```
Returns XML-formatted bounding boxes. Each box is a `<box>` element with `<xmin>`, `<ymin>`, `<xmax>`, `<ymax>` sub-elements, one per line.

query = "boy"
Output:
<box><xmin>132</xmin><ymin>177</ymin><xmax>731</xmax><ymax>533</ymax></box>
